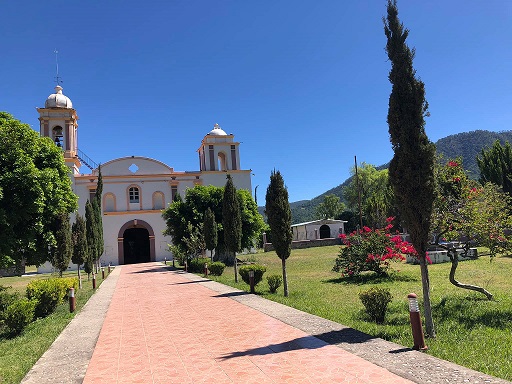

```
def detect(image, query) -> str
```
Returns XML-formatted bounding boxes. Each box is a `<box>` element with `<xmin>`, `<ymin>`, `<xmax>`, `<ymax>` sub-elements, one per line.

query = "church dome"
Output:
<box><xmin>207</xmin><ymin>123</ymin><xmax>227</xmax><ymax>136</ymax></box>
<box><xmin>45</xmin><ymin>85</ymin><xmax>73</xmax><ymax>108</ymax></box>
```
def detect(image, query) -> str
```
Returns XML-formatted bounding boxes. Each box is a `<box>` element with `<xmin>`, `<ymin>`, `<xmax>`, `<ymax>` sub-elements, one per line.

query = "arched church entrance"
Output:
<box><xmin>319</xmin><ymin>224</ymin><xmax>331</xmax><ymax>239</ymax></box>
<box><xmin>117</xmin><ymin>220</ymin><xmax>156</xmax><ymax>264</ymax></box>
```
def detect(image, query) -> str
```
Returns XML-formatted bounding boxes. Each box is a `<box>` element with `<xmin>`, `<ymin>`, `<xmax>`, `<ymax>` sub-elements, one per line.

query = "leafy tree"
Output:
<box><xmin>0</xmin><ymin>112</ymin><xmax>77</xmax><ymax>269</ymax></box>
<box><xmin>203</xmin><ymin>207</ymin><xmax>217</xmax><ymax>259</ymax></box>
<box><xmin>183</xmin><ymin>222</ymin><xmax>206</xmax><ymax>258</ymax></box>
<box><xmin>52</xmin><ymin>213</ymin><xmax>72</xmax><ymax>277</ymax></box>
<box><xmin>223</xmin><ymin>175</ymin><xmax>242</xmax><ymax>282</ymax></box>
<box><xmin>265</xmin><ymin>170</ymin><xmax>292</xmax><ymax>297</ymax></box>
<box><xmin>72</xmin><ymin>214</ymin><xmax>88</xmax><ymax>283</ymax></box>
<box><xmin>477</xmin><ymin>140</ymin><xmax>512</xmax><ymax>197</ymax></box>
<box><xmin>384</xmin><ymin>0</ymin><xmax>437</xmax><ymax>337</ymax></box>
<box><xmin>85</xmin><ymin>199</ymin><xmax>97</xmax><ymax>278</ymax></box>
<box><xmin>162</xmin><ymin>185</ymin><xmax>264</xmax><ymax>263</ymax></box>
<box><xmin>431</xmin><ymin>158</ymin><xmax>512</xmax><ymax>300</ymax></box>
<box><xmin>343</xmin><ymin>164</ymin><xmax>394</xmax><ymax>228</ymax></box>
<box><xmin>316</xmin><ymin>194</ymin><xmax>345</xmax><ymax>220</ymax></box>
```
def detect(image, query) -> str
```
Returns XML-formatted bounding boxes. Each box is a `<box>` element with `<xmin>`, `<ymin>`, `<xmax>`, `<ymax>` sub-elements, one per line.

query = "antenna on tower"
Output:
<box><xmin>54</xmin><ymin>49</ymin><xmax>63</xmax><ymax>85</ymax></box>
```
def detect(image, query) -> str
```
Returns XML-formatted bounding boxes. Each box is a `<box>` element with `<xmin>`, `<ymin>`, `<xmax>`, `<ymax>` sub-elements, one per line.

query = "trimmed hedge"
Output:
<box><xmin>208</xmin><ymin>262</ymin><xmax>226</xmax><ymax>276</ymax></box>
<box><xmin>26</xmin><ymin>277</ymin><xmax>78</xmax><ymax>318</ymax></box>
<box><xmin>266</xmin><ymin>274</ymin><xmax>282</xmax><ymax>293</ymax></box>
<box><xmin>359</xmin><ymin>287</ymin><xmax>392</xmax><ymax>324</ymax></box>
<box><xmin>188</xmin><ymin>258</ymin><xmax>210</xmax><ymax>273</ymax></box>
<box><xmin>3</xmin><ymin>298</ymin><xmax>35</xmax><ymax>335</ymax></box>
<box><xmin>239</xmin><ymin>264</ymin><xmax>266</xmax><ymax>286</ymax></box>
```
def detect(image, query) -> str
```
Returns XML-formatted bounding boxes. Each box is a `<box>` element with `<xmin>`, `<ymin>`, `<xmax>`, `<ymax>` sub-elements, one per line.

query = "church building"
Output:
<box><xmin>37</xmin><ymin>85</ymin><xmax>252</xmax><ymax>271</ymax></box>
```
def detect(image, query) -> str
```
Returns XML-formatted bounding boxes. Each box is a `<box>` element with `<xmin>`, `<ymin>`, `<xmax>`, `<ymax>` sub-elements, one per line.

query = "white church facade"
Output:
<box><xmin>37</xmin><ymin>85</ymin><xmax>252</xmax><ymax>271</ymax></box>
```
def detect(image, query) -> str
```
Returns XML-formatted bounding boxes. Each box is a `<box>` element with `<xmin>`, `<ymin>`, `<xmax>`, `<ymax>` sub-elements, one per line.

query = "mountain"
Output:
<box><xmin>283</xmin><ymin>130</ymin><xmax>512</xmax><ymax>224</ymax></box>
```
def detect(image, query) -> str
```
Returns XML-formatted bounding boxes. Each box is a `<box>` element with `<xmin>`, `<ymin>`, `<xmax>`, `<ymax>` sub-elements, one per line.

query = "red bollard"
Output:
<box><xmin>204</xmin><ymin>263</ymin><xmax>208</xmax><ymax>277</ymax></box>
<box><xmin>108</xmin><ymin>264</ymin><xmax>111</xmax><ymax>274</ymax></box>
<box><xmin>408</xmin><ymin>293</ymin><xmax>427</xmax><ymax>350</ymax></box>
<box><xmin>92</xmin><ymin>274</ymin><xmax>96</xmax><ymax>289</ymax></box>
<box><xmin>102</xmin><ymin>268</ymin><xmax>105</xmax><ymax>279</ymax></box>
<box><xmin>184</xmin><ymin>261</ymin><xmax>188</xmax><ymax>272</ymax></box>
<box><xmin>249</xmin><ymin>270</ymin><xmax>255</xmax><ymax>294</ymax></box>
<box><xmin>164</xmin><ymin>257</ymin><xmax>167</xmax><ymax>265</ymax></box>
<box><xmin>68</xmin><ymin>288</ymin><xmax>76</xmax><ymax>313</ymax></box>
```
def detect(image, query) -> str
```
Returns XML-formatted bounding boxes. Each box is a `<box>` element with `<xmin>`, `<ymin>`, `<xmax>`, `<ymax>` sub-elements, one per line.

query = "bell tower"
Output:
<box><xmin>37</xmin><ymin>85</ymin><xmax>81</xmax><ymax>174</ymax></box>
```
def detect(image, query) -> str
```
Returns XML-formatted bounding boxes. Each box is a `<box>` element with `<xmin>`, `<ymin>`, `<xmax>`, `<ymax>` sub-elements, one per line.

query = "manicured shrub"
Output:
<box><xmin>0</xmin><ymin>286</ymin><xmax>19</xmax><ymax>313</ymax></box>
<box><xmin>239</xmin><ymin>264</ymin><xmax>266</xmax><ymax>286</ymax></box>
<box><xmin>333</xmin><ymin>218</ymin><xmax>415</xmax><ymax>277</ymax></box>
<box><xmin>188</xmin><ymin>257</ymin><xmax>210</xmax><ymax>273</ymax></box>
<box><xmin>266</xmin><ymin>274</ymin><xmax>282</xmax><ymax>293</ymax></box>
<box><xmin>359</xmin><ymin>287</ymin><xmax>392</xmax><ymax>324</ymax></box>
<box><xmin>208</xmin><ymin>262</ymin><xmax>226</xmax><ymax>276</ymax></box>
<box><xmin>26</xmin><ymin>277</ymin><xmax>78</xmax><ymax>318</ymax></box>
<box><xmin>3</xmin><ymin>298</ymin><xmax>35</xmax><ymax>335</ymax></box>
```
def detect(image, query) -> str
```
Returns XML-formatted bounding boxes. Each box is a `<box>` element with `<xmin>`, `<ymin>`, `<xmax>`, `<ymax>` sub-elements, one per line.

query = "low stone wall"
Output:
<box><xmin>264</xmin><ymin>237</ymin><xmax>341</xmax><ymax>252</ymax></box>
<box><xmin>406</xmin><ymin>248</ymin><xmax>478</xmax><ymax>264</ymax></box>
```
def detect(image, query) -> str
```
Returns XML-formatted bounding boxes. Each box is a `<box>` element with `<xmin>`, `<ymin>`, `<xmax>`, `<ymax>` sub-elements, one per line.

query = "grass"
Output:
<box><xmin>0</xmin><ymin>270</ymin><xmax>106</xmax><ymax>384</ymax></box>
<box><xmin>206</xmin><ymin>246</ymin><xmax>512</xmax><ymax>381</ymax></box>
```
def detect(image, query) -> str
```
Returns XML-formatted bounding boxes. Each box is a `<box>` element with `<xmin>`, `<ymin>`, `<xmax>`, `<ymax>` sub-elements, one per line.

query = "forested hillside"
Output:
<box><xmin>270</xmin><ymin>130</ymin><xmax>512</xmax><ymax>224</ymax></box>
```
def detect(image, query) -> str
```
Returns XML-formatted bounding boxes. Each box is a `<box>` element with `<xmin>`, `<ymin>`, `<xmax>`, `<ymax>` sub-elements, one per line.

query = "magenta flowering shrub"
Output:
<box><xmin>332</xmin><ymin>218</ymin><xmax>416</xmax><ymax>277</ymax></box>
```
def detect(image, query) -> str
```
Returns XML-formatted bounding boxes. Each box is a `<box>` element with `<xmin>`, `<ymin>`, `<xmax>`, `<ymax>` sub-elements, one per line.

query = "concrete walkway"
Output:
<box><xmin>23</xmin><ymin>262</ymin><xmax>510</xmax><ymax>384</ymax></box>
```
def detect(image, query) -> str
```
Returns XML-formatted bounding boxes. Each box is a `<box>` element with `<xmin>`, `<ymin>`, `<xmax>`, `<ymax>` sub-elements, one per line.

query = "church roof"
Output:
<box><xmin>45</xmin><ymin>85</ymin><xmax>73</xmax><ymax>109</ymax></box>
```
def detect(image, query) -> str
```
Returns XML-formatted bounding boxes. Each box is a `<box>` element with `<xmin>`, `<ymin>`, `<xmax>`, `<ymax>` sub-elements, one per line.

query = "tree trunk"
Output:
<box><xmin>282</xmin><ymin>258</ymin><xmax>288</xmax><ymax>297</ymax></box>
<box><xmin>449</xmin><ymin>251</ymin><xmax>493</xmax><ymax>300</ymax></box>
<box><xmin>77</xmin><ymin>266</ymin><xmax>82</xmax><ymax>289</ymax></box>
<box><xmin>419</xmin><ymin>255</ymin><xmax>436</xmax><ymax>338</ymax></box>
<box><xmin>234</xmin><ymin>252</ymin><xmax>238</xmax><ymax>283</ymax></box>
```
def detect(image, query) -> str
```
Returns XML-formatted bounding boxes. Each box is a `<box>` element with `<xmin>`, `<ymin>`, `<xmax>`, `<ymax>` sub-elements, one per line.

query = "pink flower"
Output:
<box><xmin>363</xmin><ymin>226</ymin><xmax>372</xmax><ymax>233</ymax></box>
<box><xmin>386</xmin><ymin>216</ymin><xmax>395</xmax><ymax>223</ymax></box>
<box><xmin>448</xmin><ymin>161</ymin><xmax>459</xmax><ymax>167</ymax></box>
<box><xmin>340</xmin><ymin>233</ymin><xmax>347</xmax><ymax>240</ymax></box>
<box><xmin>385</xmin><ymin>224</ymin><xmax>393</xmax><ymax>231</ymax></box>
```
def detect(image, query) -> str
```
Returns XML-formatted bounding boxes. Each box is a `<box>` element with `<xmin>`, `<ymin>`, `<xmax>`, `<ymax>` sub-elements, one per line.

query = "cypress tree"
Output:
<box><xmin>204</xmin><ymin>207</ymin><xmax>218</xmax><ymax>260</ymax></box>
<box><xmin>222</xmin><ymin>175</ymin><xmax>242</xmax><ymax>282</ymax></box>
<box><xmin>53</xmin><ymin>213</ymin><xmax>72</xmax><ymax>277</ymax></box>
<box><xmin>265</xmin><ymin>170</ymin><xmax>292</xmax><ymax>297</ymax></box>
<box><xmin>85</xmin><ymin>199</ymin><xmax>97</xmax><ymax>278</ymax></box>
<box><xmin>384</xmin><ymin>0</ymin><xmax>436</xmax><ymax>337</ymax></box>
<box><xmin>72</xmin><ymin>214</ymin><xmax>88</xmax><ymax>285</ymax></box>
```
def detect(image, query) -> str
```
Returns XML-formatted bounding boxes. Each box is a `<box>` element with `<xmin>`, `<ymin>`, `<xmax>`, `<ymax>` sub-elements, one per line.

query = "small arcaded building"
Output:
<box><xmin>37</xmin><ymin>85</ymin><xmax>252</xmax><ymax>271</ymax></box>
<box><xmin>291</xmin><ymin>219</ymin><xmax>346</xmax><ymax>241</ymax></box>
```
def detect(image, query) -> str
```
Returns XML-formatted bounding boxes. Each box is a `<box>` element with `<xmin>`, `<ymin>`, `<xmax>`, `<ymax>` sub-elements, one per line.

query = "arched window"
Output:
<box><xmin>52</xmin><ymin>126</ymin><xmax>63</xmax><ymax>147</ymax></box>
<box><xmin>129</xmin><ymin>187</ymin><xmax>140</xmax><ymax>203</ymax></box>
<box><xmin>218</xmin><ymin>152</ymin><xmax>227</xmax><ymax>171</ymax></box>
<box><xmin>152</xmin><ymin>191</ymin><xmax>165</xmax><ymax>210</ymax></box>
<box><xmin>104</xmin><ymin>193</ymin><xmax>116</xmax><ymax>212</ymax></box>
<box><xmin>319</xmin><ymin>224</ymin><xmax>331</xmax><ymax>239</ymax></box>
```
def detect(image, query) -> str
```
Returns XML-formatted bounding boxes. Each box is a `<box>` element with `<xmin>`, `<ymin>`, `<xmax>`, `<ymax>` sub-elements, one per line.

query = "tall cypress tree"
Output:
<box><xmin>85</xmin><ymin>199</ymin><xmax>97</xmax><ymax>278</ymax></box>
<box><xmin>204</xmin><ymin>207</ymin><xmax>218</xmax><ymax>260</ymax></box>
<box><xmin>94</xmin><ymin>166</ymin><xmax>104</xmax><ymax>266</ymax></box>
<box><xmin>222</xmin><ymin>175</ymin><xmax>242</xmax><ymax>282</ymax></box>
<box><xmin>265</xmin><ymin>170</ymin><xmax>292</xmax><ymax>297</ymax></box>
<box><xmin>53</xmin><ymin>213</ymin><xmax>72</xmax><ymax>277</ymax></box>
<box><xmin>72</xmin><ymin>214</ymin><xmax>88</xmax><ymax>284</ymax></box>
<box><xmin>384</xmin><ymin>0</ymin><xmax>436</xmax><ymax>337</ymax></box>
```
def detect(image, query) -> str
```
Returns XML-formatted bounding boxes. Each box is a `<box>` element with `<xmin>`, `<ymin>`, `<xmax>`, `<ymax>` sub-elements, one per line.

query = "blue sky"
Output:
<box><xmin>1</xmin><ymin>1</ymin><xmax>511</xmax><ymax>203</ymax></box>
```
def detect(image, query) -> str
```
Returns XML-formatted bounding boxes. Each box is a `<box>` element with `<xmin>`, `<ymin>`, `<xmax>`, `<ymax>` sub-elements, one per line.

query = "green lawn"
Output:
<box><xmin>207</xmin><ymin>246</ymin><xmax>512</xmax><ymax>381</ymax></box>
<box><xmin>0</xmin><ymin>271</ymin><xmax>105</xmax><ymax>384</ymax></box>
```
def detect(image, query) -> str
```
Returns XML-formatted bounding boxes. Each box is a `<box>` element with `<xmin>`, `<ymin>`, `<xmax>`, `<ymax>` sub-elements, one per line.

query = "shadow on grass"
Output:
<box><xmin>323</xmin><ymin>272</ymin><xmax>418</xmax><ymax>285</ymax></box>
<box><xmin>434</xmin><ymin>295</ymin><xmax>512</xmax><ymax>329</ymax></box>
<box><xmin>220</xmin><ymin>328</ymin><xmax>376</xmax><ymax>359</ymax></box>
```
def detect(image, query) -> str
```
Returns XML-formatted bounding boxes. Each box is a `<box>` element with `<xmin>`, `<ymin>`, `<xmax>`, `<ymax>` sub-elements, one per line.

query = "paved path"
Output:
<box><xmin>23</xmin><ymin>262</ymin><xmax>511</xmax><ymax>383</ymax></box>
<box><xmin>83</xmin><ymin>263</ymin><xmax>411</xmax><ymax>384</ymax></box>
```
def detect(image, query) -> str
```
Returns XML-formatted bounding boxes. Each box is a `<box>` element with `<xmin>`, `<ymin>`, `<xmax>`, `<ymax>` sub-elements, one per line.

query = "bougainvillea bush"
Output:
<box><xmin>332</xmin><ymin>218</ymin><xmax>416</xmax><ymax>277</ymax></box>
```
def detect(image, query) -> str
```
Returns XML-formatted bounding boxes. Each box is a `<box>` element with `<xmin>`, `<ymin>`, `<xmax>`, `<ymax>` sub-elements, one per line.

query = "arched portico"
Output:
<box><xmin>117</xmin><ymin>219</ymin><xmax>156</xmax><ymax>264</ymax></box>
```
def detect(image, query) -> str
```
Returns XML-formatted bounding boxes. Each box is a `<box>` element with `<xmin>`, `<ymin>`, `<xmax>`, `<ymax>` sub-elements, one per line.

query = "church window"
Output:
<box><xmin>152</xmin><ymin>191</ymin><xmax>165</xmax><ymax>210</ymax></box>
<box><xmin>129</xmin><ymin>187</ymin><xmax>140</xmax><ymax>203</ymax></box>
<box><xmin>104</xmin><ymin>193</ymin><xmax>116</xmax><ymax>212</ymax></box>
<box><xmin>89</xmin><ymin>189</ymin><xmax>96</xmax><ymax>202</ymax></box>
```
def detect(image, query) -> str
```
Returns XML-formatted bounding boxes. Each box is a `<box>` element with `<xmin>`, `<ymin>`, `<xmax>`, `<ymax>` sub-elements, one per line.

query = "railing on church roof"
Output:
<box><xmin>76</xmin><ymin>148</ymin><xmax>98</xmax><ymax>171</ymax></box>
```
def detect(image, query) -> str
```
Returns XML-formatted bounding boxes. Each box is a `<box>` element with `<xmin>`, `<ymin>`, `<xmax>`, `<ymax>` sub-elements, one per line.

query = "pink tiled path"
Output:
<box><xmin>84</xmin><ymin>263</ymin><xmax>413</xmax><ymax>384</ymax></box>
